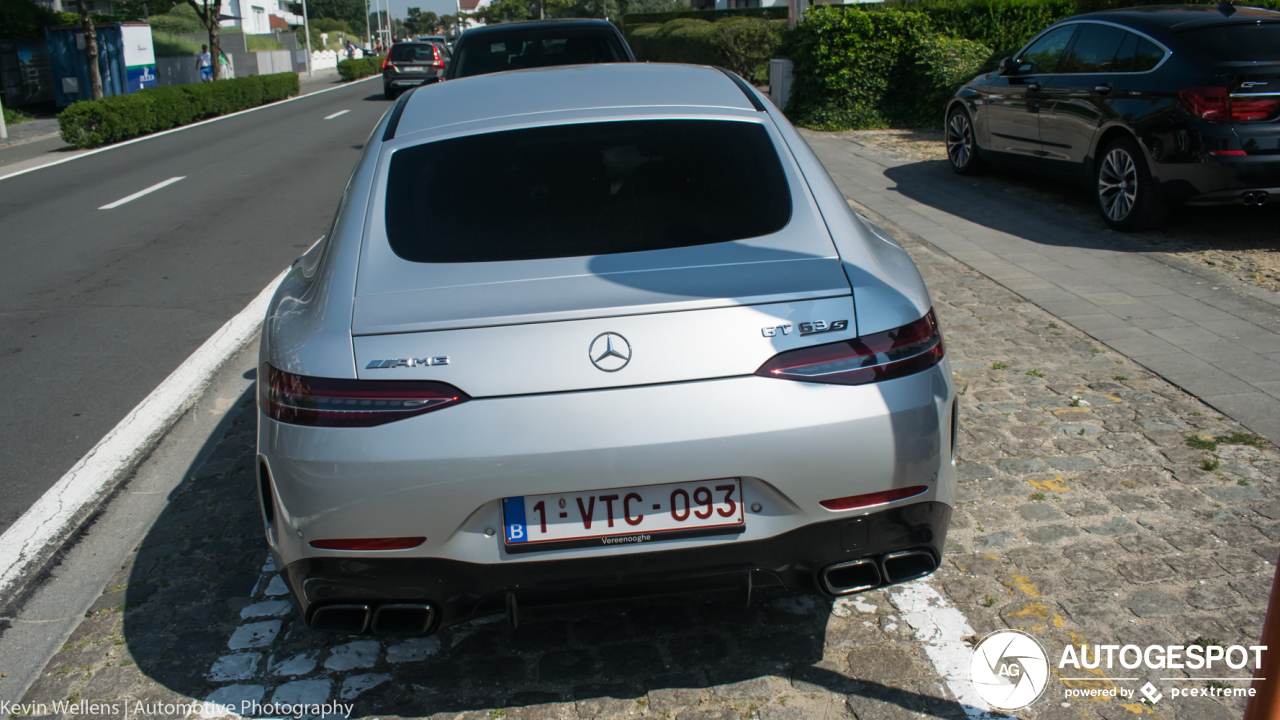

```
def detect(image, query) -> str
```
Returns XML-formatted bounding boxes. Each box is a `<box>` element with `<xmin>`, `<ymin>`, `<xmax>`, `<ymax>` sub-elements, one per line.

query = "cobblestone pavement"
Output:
<box><xmin>12</xmin><ymin>204</ymin><xmax>1280</xmax><ymax>720</ymax></box>
<box><xmin>829</xmin><ymin>129</ymin><xmax>1280</xmax><ymax>296</ymax></box>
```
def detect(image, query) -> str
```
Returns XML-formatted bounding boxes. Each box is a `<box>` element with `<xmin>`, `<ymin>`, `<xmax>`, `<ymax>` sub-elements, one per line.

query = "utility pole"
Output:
<box><xmin>300</xmin><ymin>0</ymin><xmax>312</xmax><ymax>76</ymax></box>
<box><xmin>363</xmin><ymin>0</ymin><xmax>370</xmax><ymax>51</ymax></box>
<box><xmin>0</xmin><ymin>98</ymin><xmax>8</xmax><ymax>140</ymax></box>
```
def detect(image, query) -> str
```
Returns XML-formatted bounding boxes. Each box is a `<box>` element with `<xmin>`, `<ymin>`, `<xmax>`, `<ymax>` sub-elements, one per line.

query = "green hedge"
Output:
<box><xmin>627</xmin><ymin>16</ymin><xmax>785</xmax><ymax>82</ymax></box>
<box><xmin>784</xmin><ymin>7</ymin><xmax>990</xmax><ymax>130</ymax></box>
<box><xmin>58</xmin><ymin>72</ymin><xmax>300</xmax><ymax>149</ymax></box>
<box><xmin>624</xmin><ymin>6</ymin><xmax>786</xmax><ymax>28</ymax></box>
<box><xmin>337</xmin><ymin>56</ymin><xmax>382</xmax><ymax>81</ymax></box>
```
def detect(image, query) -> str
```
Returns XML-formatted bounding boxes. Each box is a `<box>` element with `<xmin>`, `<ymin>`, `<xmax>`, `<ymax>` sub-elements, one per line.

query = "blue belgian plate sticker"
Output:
<box><xmin>502</xmin><ymin>497</ymin><xmax>527</xmax><ymax>544</ymax></box>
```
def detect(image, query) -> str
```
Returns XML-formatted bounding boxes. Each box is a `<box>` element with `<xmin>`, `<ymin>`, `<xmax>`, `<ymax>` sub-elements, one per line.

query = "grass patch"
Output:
<box><xmin>3</xmin><ymin>105</ymin><xmax>35</xmax><ymax>125</ymax></box>
<box><xmin>990</xmin><ymin>362</ymin><xmax>1009</xmax><ymax>370</ymax></box>
<box><xmin>1190</xmin><ymin>411</ymin><xmax>1202</xmax><ymax>416</ymax></box>
<box><xmin>1025</xmin><ymin>369</ymin><xmax>1044</xmax><ymax>378</ymax></box>
<box><xmin>1029</xmin><ymin>492</ymin><xmax>1046</xmax><ymax>501</ymax></box>
<box><xmin>1218</xmin><ymin>432</ymin><xmax>1269</xmax><ymax>448</ymax></box>
<box><xmin>982</xmin><ymin>595</ymin><xmax>997</xmax><ymax>607</ymax></box>
<box><xmin>1202</xmin><ymin>457</ymin><xmax>1220</xmax><ymax>471</ymax></box>
<box><xmin>1239</xmin><ymin>478</ymin><xmax>1250</xmax><ymax>486</ymax></box>
<box><xmin>152</xmin><ymin>31</ymin><xmax>202</xmax><ymax>57</ymax></box>
<box><xmin>1112</xmin><ymin>375</ymin><xmax>1126</xmax><ymax>381</ymax></box>
<box><xmin>1186</xmin><ymin>436</ymin><xmax>1218</xmax><ymax>451</ymax></box>
<box><xmin>246</xmin><ymin>34</ymin><xmax>285</xmax><ymax>51</ymax></box>
<box><xmin>1089</xmin><ymin>348</ymin><xmax>1103</xmax><ymax>354</ymax></box>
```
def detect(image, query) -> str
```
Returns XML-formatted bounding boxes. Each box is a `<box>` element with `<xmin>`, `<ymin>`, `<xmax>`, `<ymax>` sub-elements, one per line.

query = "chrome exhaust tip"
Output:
<box><xmin>880</xmin><ymin>550</ymin><xmax>939</xmax><ymax>584</ymax></box>
<box><xmin>820</xmin><ymin>559</ymin><xmax>882</xmax><ymax>595</ymax></box>
<box><xmin>1243</xmin><ymin>191</ymin><xmax>1270</xmax><ymax>206</ymax></box>
<box><xmin>310</xmin><ymin>604</ymin><xmax>370</xmax><ymax>634</ymax></box>
<box><xmin>371</xmin><ymin>604</ymin><xmax>435</xmax><ymax>636</ymax></box>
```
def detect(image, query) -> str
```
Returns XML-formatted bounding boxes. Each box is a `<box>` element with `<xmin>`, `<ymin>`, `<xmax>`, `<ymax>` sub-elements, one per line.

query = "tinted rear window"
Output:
<box><xmin>1181</xmin><ymin>23</ymin><xmax>1280</xmax><ymax>61</ymax></box>
<box><xmin>385</xmin><ymin>120</ymin><xmax>792</xmax><ymax>263</ymax></box>
<box><xmin>391</xmin><ymin>44</ymin><xmax>437</xmax><ymax>61</ymax></box>
<box><xmin>455</xmin><ymin>30</ymin><xmax>622</xmax><ymax>78</ymax></box>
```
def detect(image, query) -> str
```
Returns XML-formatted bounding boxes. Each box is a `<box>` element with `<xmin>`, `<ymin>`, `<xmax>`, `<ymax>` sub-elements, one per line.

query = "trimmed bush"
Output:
<box><xmin>628</xmin><ymin>16</ymin><xmax>785</xmax><ymax>82</ymax></box>
<box><xmin>337</xmin><ymin>57</ymin><xmax>381</xmax><ymax>81</ymax></box>
<box><xmin>624</xmin><ymin>6</ymin><xmax>786</xmax><ymax>28</ymax></box>
<box><xmin>58</xmin><ymin>72</ymin><xmax>300</xmax><ymax>149</ymax></box>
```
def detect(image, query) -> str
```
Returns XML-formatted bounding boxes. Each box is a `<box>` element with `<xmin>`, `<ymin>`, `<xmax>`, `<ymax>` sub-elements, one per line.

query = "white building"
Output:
<box><xmin>221</xmin><ymin>0</ymin><xmax>305</xmax><ymax>34</ymax></box>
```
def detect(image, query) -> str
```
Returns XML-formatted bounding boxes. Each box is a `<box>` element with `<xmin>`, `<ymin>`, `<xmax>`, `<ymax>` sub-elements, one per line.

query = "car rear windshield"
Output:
<box><xmin>390</xmin><ymin>44</ymin><xmax>438</xmax><ymax>62</ymax></box>
<box><xmin>384</xmin><ymin>120</ymin><xmax>793</xmax><ymax>263</ymax></box>
<box><xmin>454</xmin><ymin>30</ymin><xmax>623</xmax><ymax>78</ymax></box>
<box><xmin>1180</xmin><ymin>23</ymin><xmax>1280</xmax><ymax>61</ymax></box>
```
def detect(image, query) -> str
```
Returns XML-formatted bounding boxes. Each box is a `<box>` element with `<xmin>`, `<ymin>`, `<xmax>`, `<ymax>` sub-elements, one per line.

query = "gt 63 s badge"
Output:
<box><xmin>762</xmin><ymin>320</ymin><xmax>849</xmax><ymax>338</ymax></box>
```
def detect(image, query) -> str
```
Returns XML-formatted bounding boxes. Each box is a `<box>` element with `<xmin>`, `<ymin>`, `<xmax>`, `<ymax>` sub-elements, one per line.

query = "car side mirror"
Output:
<box><xmin>419</xmin><ymin>77</ymin><xmax>440</xmax><ymax>86</ymax></box>
<box><xmin>998</xmin><ymin>57</ymin><xmax>1016</xmax><ymax>76</ymax></box>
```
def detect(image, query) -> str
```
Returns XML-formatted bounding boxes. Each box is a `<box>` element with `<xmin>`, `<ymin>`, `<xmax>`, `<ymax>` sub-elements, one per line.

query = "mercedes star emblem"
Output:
<box><xmin>589</xmin><ymin>332</ymin><xmax>632</xmax><ymax>372</ymax></box>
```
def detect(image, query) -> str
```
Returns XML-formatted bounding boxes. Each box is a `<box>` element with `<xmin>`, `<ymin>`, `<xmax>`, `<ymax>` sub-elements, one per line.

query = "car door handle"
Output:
<box><xmin>1027</xmin><ymin>82</ymin><xmax>1042</xmax><ymax>92</ymax></box>
<box><xmin>1094</xmin><ymin>84</ymin><xmax>1112</xmax><ymax>94</ymax></box>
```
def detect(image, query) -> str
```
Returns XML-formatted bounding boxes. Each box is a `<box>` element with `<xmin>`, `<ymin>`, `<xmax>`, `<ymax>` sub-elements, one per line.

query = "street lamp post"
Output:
<box><xmin>300</xmin><ymin>0</ymin><xmax>313</xmax><ymax>76</ymax></box>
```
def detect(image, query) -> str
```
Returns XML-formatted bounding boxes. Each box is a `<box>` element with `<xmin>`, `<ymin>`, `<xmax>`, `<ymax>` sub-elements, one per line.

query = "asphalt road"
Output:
<box><xmin>0</xmin><ymin>80</ymin><xmax>392</xmax><ymax>535</ymax></box>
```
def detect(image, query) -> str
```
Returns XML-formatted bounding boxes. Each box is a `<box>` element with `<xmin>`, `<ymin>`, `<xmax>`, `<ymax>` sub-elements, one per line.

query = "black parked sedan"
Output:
<box><xmin>443</xmin><ymin>19</ymin><xmax>634</xmax><ymax>80</ymax></box>
<box><xmin>946</xmin><ymin>4</ymin><xmax>1280</xmax><ymax>230</ymax></box>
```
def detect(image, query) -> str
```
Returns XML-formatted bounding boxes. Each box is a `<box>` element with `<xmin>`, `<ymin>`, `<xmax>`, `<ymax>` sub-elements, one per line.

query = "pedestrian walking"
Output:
<box><xmin>218</xmin><ymin>50</ymin><xmax>234</xmax><ymax>79</ymax></box>
<box><xmin>198</xmin><ymin>45</ymin><xmax>213</xmax><ymax>82</ymax></box>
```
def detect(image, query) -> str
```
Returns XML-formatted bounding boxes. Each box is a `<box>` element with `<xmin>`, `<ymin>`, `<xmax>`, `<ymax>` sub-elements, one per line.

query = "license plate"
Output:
<box><xmin>502</xmin><ymin>478</ymin><xmax>744</xmax><ymax>553</ymax></box>
<box><xmin>403</xmin><ymin>66</ymin><xmax>424</xmax><ymax>72</ymax></box>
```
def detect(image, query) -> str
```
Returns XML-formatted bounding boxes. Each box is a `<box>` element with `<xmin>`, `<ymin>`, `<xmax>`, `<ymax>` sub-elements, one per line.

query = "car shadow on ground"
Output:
<box><xmin>114</xmin><ymin>384</ymin><xmax>970</xmax><ymax>719</ymax></box>
<box><xmin>882</xmin><ymin>158</ymin><xmax>1280</xmax><ymax>253</ymax></box>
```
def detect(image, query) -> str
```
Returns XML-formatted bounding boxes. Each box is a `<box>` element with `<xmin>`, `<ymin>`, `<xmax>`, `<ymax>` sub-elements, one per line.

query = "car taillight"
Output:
<box><xmin>1180</xmin><ymin>86</ymin><xmax>1280</xmax><ymax>122</ymax></box>
<box><xmin>260</xmin><ymin>364</ymin><xmax>468</xmax><ymax>427</ymax></box>
<box><xmin>755</xmin><ymin>309</ymin><xmax>944</xmax><ymax>386</ymax></box>
<box><xmin>432</xmin><ymin>45</ymin><xmax>444</xmax><ymax>68</ymax></box>
<box><xmin>382</xmin><ymin>58</ymin><xmax>391</xmax><ymax>70</ymax></box>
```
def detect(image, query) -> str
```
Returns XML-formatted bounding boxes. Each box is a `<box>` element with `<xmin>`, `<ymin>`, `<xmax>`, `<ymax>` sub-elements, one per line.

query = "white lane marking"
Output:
<box><xmin>324</xmin><ymin>110</ymin><xmax>350</xmax><ymax>120</ymax></box>
<box><xmin>0</xmin><ymin>266</ymin><xmax>290</xmax><ymax>599</ymax></box>
<box><xmin>99</xmin><ymin>176</ymin><xmax>185</xmax><ymax>209</ymax></box>
<box><xmin>890</xmin><ymin>580</ymin><xmax>1009</xmax><ymax>719</ymax></box>
<box><xmin>0</xmin><ymin>76</ymin><xmax>380</xmax><ymax>183</ymax></box>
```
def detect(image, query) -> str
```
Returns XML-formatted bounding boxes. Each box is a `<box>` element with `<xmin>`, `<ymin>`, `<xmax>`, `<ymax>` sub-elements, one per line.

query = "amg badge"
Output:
<box><xmin>798</xmin><ymin>320</ymin><xmax>848</xmax><ymax>336</ymax></box>
<box><xmin>365</xmin><ymin>357</ymin><xmax>450</xmax><ymax>369</ymax></box>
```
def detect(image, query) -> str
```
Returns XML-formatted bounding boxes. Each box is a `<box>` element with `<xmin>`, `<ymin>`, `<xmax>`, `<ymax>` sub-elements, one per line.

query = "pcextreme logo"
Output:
<box><xmin>970</xmin><ymin>630</ymin><xmax>1051</xmax><ymax>711</ymax></box>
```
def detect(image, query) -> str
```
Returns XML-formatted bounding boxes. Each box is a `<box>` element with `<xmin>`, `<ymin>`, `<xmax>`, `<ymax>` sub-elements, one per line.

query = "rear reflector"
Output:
<box><xmin>261</xmin><ymin>364</ymin><xmax>468</xmax><ymax>427</ymax></box>
<box><xmin>755</xmin><ymin>309</ymin><xmax>944</xmax><ymax>386</ymax></box>
<box><xmin>310</xmin><ymin>537</ymin><xmax>426</xmax><ymax>550</ymax></box>
<box><xmin>820</xmin><ymin>486</ymin><xmax>929</xmax><ymax>511</ymax></box>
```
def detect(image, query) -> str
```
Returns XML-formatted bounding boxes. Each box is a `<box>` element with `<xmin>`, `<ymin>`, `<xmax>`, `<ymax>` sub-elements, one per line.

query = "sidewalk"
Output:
<box><xmin>802</xmin><ymin>129</ymin><xmax>1280</xmax><ymax>446</ymax></box>
<box><xmin>0</xmin><ymin>117</ymin><xmax>61</xmax><ymax>149</ymax></box>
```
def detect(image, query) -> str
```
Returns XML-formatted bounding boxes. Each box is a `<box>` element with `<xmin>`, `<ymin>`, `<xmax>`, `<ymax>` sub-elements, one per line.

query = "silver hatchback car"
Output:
<box><xmin>258</xmin><ymin>63</ymin><xmax>958</xmax><ymax>637</ymax></box>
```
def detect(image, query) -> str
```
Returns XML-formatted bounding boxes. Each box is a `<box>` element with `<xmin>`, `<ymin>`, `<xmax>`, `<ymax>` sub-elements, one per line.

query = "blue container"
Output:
<box><xmin>45</xmin><ymin>22</ymin><xmax>158</xmax><ymax>106</ymax></box>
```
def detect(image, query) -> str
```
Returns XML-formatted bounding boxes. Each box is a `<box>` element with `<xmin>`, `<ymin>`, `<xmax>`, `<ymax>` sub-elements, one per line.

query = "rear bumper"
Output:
<box><xmin>1156</xmin><ymin>155</ymin><xmax>1280</xmax><ymax>204</ymax></box>
<box><xmin>280</xmin><ymin>500</ymin><xmax>952</xmax><ymax>635</ymax></box>
<box><xmin>384</xmin><ymin>73</ymin><xmax>440</xmax><ymax>87</ymax></box>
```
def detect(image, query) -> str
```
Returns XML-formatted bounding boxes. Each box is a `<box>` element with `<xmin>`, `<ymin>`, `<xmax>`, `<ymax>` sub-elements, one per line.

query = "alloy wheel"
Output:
<box><xmin>946</xmin><ymin>112</ymin><xmax>974</xmax><ymax>169</ymax></box>
<box><xmin>1098</xmin><ymin>148</ymin><xmax>1138</xmax><ymax>221</ymax></box>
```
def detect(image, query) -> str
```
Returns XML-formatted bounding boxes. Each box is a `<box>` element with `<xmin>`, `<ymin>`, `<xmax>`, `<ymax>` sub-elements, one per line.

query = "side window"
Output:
<box><xmin>1016</xmin><ymin>25</ymin><xmax>1079</xmax><ymax>74</ymax></box>
<box><xmin>1132</xmin><ymin>38</ymin><xmax>1164</xmax><ymax>71</ymax></box>
<box><xmin>1060</xmin><ymin>23</ymin><xmax>1128</xmax><ymax>73</ymax></box>
<box><xmin>1111</xmin><ymin>32</ymin><xmax>1139</xmax><ymax>72</ymax></box>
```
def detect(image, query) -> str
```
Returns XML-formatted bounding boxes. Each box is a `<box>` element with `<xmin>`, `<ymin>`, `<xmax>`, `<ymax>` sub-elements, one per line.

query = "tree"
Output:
<box><xmin>436</xmin><ymin>13</ymin><xmax>460</xmax><ymax>34</ymax></box>
<box><xmin>74</xmin><ymin>0</ymin><xmax>103</xmax><ymax>99</ymax></box>
<box><xmin>404</xmin><ymin>7</ymin><xmax>437</xmax><ymax>35</ymax></box>
<box><xmin>305</xmin><ymin>0</ymin><xmax>367</xmax><ymax>37</ymax></box>
<box><xmin>185</xmin><ymin>0</ymin><xmax>224</xmax><ymax>80</ymax></box>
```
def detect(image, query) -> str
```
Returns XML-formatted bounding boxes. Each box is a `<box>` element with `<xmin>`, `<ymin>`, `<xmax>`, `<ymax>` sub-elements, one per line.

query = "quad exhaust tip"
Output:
<box><xmin>820</xmin><ymin>559</ymin><xmax>882</xmax><ymax>595</ymax></box>
<box><xmin>1243</xmin><ymin>191</ymin><xmax>1269</xmax><ymax>207</ymax></box>
<box><xmin>310</xmin><ymin>603</ymin><xmax>436</xmax><ymax>635</ymax></box>
<box><xmin>880</xmin><ymin>550</ymin><xmax>939</xmax><ymax>584</ymax></box>
<box><xmin>820</xmin><ymin>550</ymin><xmax>940</xmax><ymax>595</ymax></box>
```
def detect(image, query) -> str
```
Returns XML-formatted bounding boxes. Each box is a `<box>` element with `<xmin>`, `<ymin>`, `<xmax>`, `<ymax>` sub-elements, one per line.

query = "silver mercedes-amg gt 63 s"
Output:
<box><xmin>257</xmin><ymin>63</ymin><xmax>958</xmax><ymax>636</ymax></box>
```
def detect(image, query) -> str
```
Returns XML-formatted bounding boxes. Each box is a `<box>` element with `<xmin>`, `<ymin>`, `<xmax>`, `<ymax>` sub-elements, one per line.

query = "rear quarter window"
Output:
<box><xmin>384</xmin><ymin>120</ymin><xmax>793</xmax><ymax>263</ymax></box>
<box><xmin>1180</xmin><ymin>23</ymin><xmax>1280</xmax><ymax>62</ymax></box>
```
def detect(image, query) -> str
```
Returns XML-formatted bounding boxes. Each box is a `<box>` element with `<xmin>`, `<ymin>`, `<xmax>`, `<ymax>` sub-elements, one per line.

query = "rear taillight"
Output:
<box><xmin>755</xmin><ymin>309</ymin><xmax>944</xmax><ymax>386</ymax></box>
<box><xmin>1180</xmin><ymin>86</ymin><xmax>1280</xmax><ymax>122</ymax></box>
<box><xmin>382</xmin><ymin>58</ymin><xmax>391</xmax><ymax>70</ymax></box>
<box><xmin>432</xmin><ymin>45</ymin><xmax>444</xmax><ymax>68</ymax></box>
<box><xmin>260</xmin><ymin>364</ymin><xmax>468</xmax><ymax>427</ymax></box>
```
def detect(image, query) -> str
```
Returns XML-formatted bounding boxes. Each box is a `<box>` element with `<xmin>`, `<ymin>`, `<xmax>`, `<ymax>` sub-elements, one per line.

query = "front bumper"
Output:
<box><xmin>281</xmin><ymin>500</ymin><xmax>952</xmax><ymax>635</ymax></box>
